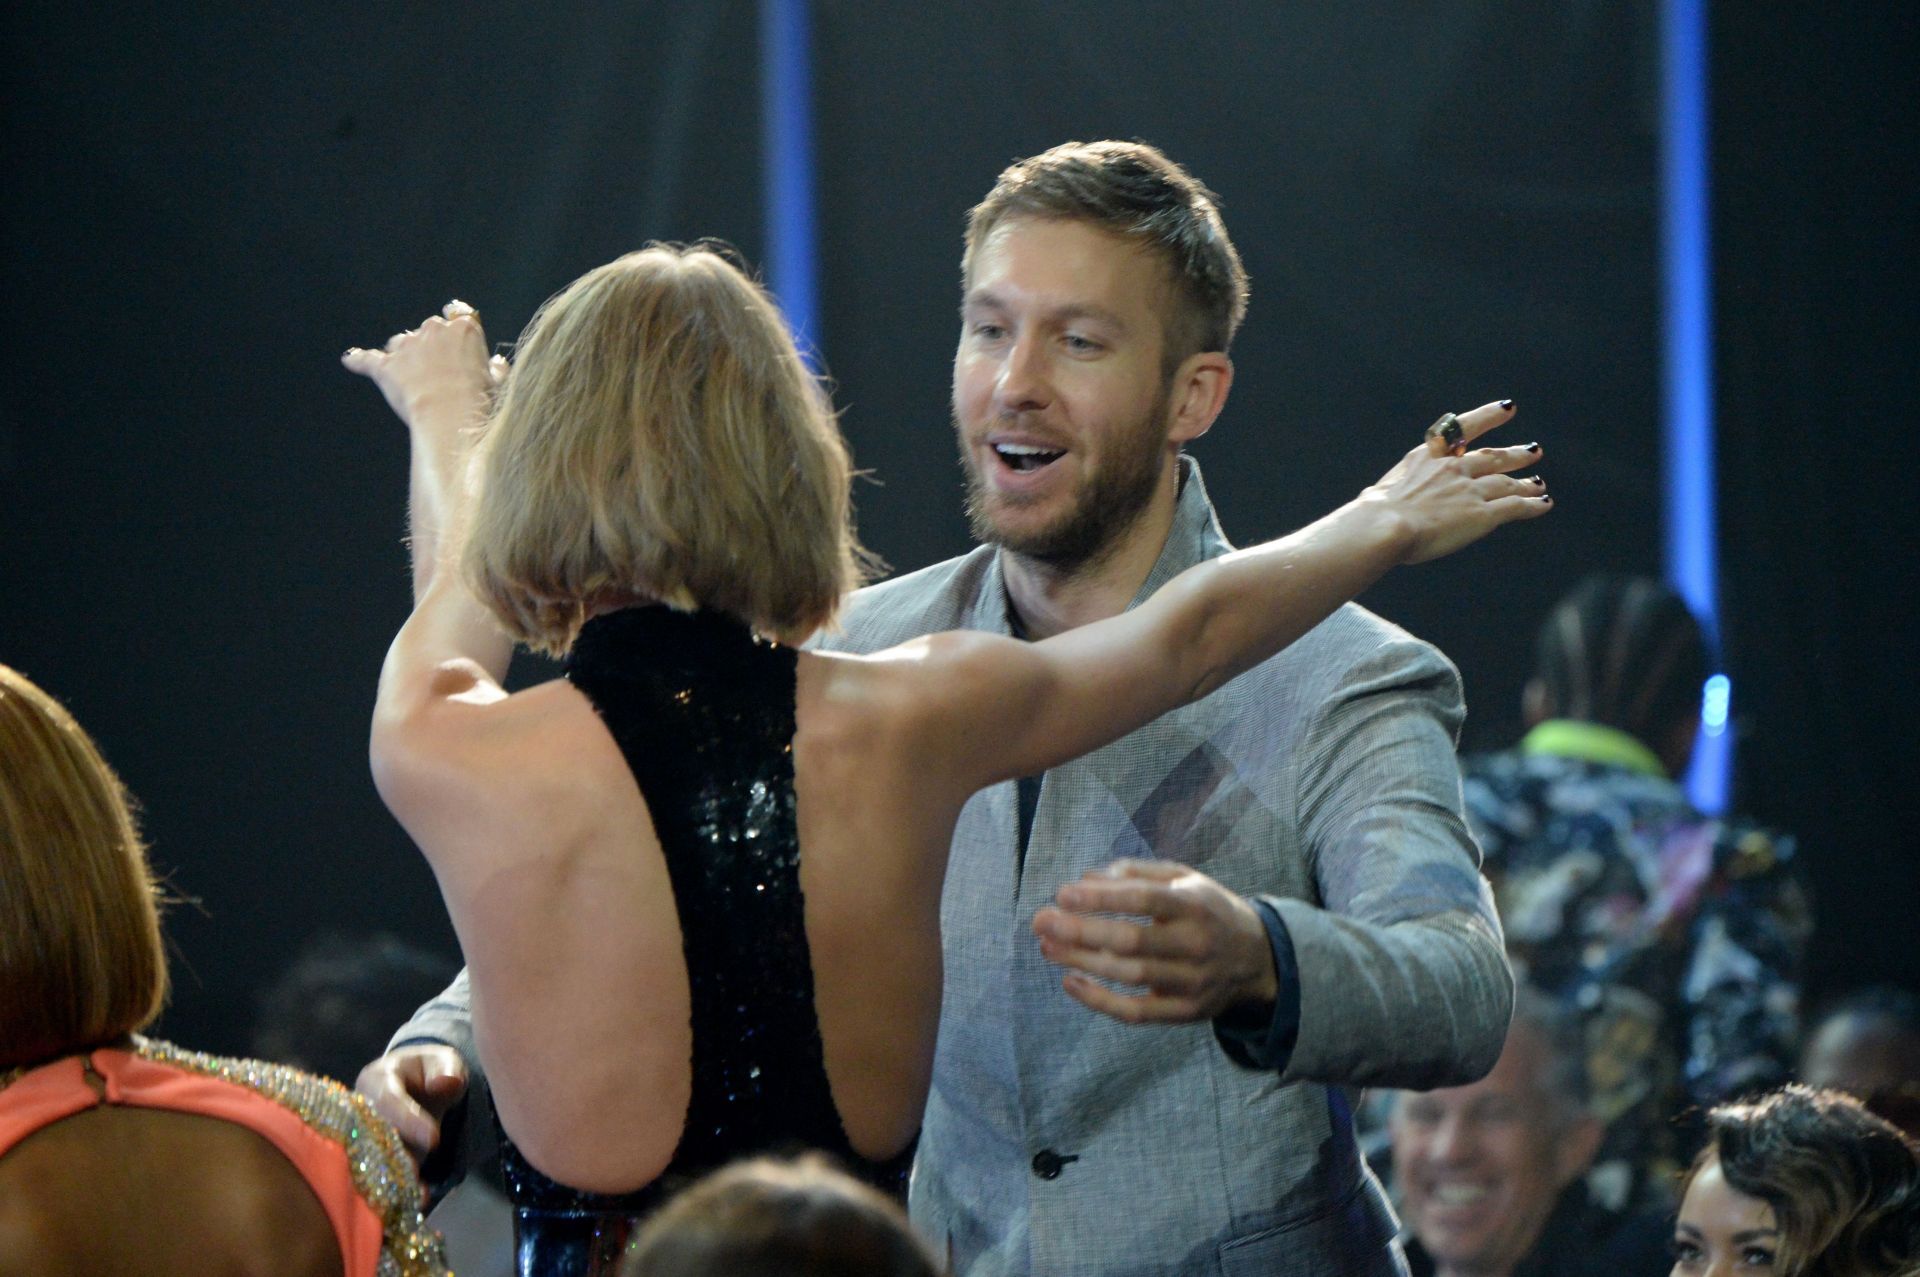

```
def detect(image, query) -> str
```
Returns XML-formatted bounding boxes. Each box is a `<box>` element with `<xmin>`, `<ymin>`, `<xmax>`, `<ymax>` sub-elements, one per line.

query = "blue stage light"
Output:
<box><xmin>760</xmin><ymin>0</ymin><xmax>818</xmax><ymax>365</ymax></box>
<box><xmin>1662</xmin><ymin>0</ymin><xmax>1730</xmax><ymax>814</ymax></box>
<box><xmin>1702</xmin><ymin>674</ymin><xmax>1731</xmax><ymax>738</ymax></box>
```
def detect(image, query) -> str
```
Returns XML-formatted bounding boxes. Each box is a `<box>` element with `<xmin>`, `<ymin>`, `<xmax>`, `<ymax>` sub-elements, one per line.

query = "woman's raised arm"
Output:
<box><xmin>905</xmin><ymin>400</ymin><xmax>1549</xmax><ymax>790</ymax></box>
<box><xmin>343</xmin><ymin>303</ymin><xmax>516</xmax><ymax>818</ymax></box>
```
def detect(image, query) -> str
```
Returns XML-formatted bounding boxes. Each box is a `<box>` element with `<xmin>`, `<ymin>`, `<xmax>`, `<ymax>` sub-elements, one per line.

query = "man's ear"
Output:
<box><xmin>1166</xmin><ymin>352</ymin><xmax>1233</xmax><ymax>447</ymax></box>
<box><xmin>1658</xmin><ymin>714</ymin><xmax>1699</xmax><ymax>779</ymax></box>
<box><xmin>1522</xmin><ymin>677</ymin><xmax>1550</xmax><ymax>728</ymax></box>
<box><xmin>1552</xmin><ymin>1115</ymin><xmax>1606</xmax><ymax>1188</ymax></box>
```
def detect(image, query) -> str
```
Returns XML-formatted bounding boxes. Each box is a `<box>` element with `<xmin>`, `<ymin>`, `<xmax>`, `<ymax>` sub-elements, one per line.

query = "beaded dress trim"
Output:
<box><xmin>130</xmin><ymin>1037</ymin><xmax>450</xmax><ymax>1277</ymax></box>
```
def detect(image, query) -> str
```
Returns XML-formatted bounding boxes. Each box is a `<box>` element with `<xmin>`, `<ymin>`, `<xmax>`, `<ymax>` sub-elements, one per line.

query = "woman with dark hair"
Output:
<box><xmin>1671</xmin><ymin>1085</ymin><xmax>1920</xmax><ymax>1276</ymax></box>
<box><xmin>343</xmin><ymin>245</ymin><xmax>1549</xmax><ymax>1264</ymax></box>
<box><xmin>0</xmin><ymin>665</ymin><xmax>448</xmax><ymax>1275</ymax></box>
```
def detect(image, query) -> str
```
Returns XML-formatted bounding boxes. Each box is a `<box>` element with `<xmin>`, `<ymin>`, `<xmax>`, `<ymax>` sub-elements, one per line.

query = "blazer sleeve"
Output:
<box><xmin>1267</xmin><ymin>634</ymin><xmax>1514</xmax><ymax>1090</ymax></box>
<box><xmin>387</xmin><ymin>967</ymin><xmax>480</xmax><ymax>1076</ymax></box>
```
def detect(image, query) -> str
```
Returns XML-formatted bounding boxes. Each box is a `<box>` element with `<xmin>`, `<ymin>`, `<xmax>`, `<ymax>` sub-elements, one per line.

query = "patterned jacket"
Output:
<box><xmin>1462</xmin><ymin>721</ymin><xmax>1810</xmax><ymax>1206</ymax></box>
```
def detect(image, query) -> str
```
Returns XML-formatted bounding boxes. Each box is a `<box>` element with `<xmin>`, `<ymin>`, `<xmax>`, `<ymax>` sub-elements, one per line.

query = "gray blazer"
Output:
<box><xmin>393</xmin><ymin>460</ymin><xmax>1511</xmax><ymax>1275</ymax></box>
<box><xmin>814</xmin><ymin>460</ymin><xmax>1511</xmax><ymax>1276</ymax></box>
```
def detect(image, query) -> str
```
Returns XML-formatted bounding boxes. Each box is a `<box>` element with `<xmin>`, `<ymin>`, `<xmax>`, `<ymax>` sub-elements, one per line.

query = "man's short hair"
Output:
<box><xmin>963</xmin><ymin>140</ymin><xmax>1250</xmax><ymax>374</ymax></box>
<box><xmin>251</xmin><ymin>933</ymin><xmax>460</xmax><ymax>1086</ymax></box>
<box><xmin>1511</xmin><ymin>983</ymin><xmax>1591</xmax><ymax>1124</ymax></box>
<box><xmin>623</xmin><ymin>1154</ymin><xmax>941</xmax><ymax>1277</ymax></box>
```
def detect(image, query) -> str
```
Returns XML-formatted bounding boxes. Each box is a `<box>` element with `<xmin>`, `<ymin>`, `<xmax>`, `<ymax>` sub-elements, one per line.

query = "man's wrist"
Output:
<box><xmin>1214</xmin><ymin>898</ymin><xmax>1302</xmax><ymax>1071</ymax></box>
<box><xmin>1234</xmin><ymin>895</ymin><xmax>1281</xmax><ymax>1012</ymax></box>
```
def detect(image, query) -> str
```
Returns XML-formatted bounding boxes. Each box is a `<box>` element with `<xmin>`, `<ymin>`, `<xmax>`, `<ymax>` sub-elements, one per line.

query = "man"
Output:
<box><xmin>1800</xmin><ymin>986</ymin><xmax>1920</xmax><ymax>1137</ymax></box>
<box><xmin>1461</xmin><ymin>575</ymin><xmax>1809</xmax><ymax>1208</ymax></box>
<box><xmin>362</xmin><ymin>140</ymin><xmax>1515</xmax><ymax>1274</ymax></box>
<box><xmin>1387</xmin><ymin>987</ymin><xmax>1669</xmax><ymax>1277</ymax></box>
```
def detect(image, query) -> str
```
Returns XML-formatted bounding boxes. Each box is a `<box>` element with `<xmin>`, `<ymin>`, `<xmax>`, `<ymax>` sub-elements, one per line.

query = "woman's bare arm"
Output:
<box><xmin>901</xmin><ymin>401</ymin><xmax>1549</xmax><ymax>791</ymax></box>
<box><xmin>344</xmin><ymin>303</ymin><xmax>516</xmax><ymax>817</ymax></box>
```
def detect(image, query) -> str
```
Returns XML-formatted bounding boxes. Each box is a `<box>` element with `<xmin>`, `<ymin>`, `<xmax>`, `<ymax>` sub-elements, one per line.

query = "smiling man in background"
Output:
<box><xmin>1388</xmin><ymin>987</ymin><xmax>1669</xmax><ymax>1277</ymax></box>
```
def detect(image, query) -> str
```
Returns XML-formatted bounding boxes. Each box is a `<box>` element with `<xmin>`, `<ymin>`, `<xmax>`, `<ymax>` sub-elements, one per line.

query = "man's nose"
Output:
<box><xmin>996</xmin><ymin>334</ymin><xmax>1053</xmax><ymax>414</ymax></box>
<box><xmin>1428</xmin><ymin>1112</ymin><xmax>1477</xmax><ymax>1162</ymax></box>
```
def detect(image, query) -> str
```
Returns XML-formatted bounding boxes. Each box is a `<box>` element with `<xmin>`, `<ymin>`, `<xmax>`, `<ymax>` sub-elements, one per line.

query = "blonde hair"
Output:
<box><xmin>0</xmin><ymin>665</ymin><xmax>168</xmax><ymax>1068</ymax></box>
<box><xmin>463</xmin><ymin>244</ymin><xmax>870</xmax><ymax>655</ymax></box>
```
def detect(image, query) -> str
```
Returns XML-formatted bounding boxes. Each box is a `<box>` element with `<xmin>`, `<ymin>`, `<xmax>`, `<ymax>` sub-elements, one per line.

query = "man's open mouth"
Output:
<box><xmin>992</xmin><ymin>443</ymin><xmax>1066</xmax><ymax>472</ymax></box>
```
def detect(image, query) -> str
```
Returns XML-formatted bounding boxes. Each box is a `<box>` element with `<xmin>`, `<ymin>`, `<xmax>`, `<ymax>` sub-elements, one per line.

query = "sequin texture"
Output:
<box><xmin>495</xmin><ymin>607</ymin><xmax>911</xmax><ymax>1259</ymax></box>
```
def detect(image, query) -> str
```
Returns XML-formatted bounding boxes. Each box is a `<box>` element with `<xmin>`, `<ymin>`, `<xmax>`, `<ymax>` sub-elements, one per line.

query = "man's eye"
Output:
<box><xmin>1063</xmin><ymin>334</ymin><xmax>1101</xmax><ymax>352</ymax></box>
<box><xmin>972</xmin><ymin>323</ymin><xmax>1006</xmax><ymax>341</ymax></box>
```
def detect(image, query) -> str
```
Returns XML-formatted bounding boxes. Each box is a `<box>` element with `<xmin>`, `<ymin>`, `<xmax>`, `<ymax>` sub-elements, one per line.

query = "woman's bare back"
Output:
<box><xmin>0</xmin><ymin>1107</ymin><xmax>342</xmax><ymax>1277</ymax></box>
<box><xmin>405</xmin><ymin>611</ymin><xmax>965</xmax><ymax>1197</ymax></box>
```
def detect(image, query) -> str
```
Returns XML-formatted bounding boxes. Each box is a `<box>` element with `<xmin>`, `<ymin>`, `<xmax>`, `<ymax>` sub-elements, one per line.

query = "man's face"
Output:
<box><xmin>953</xmin><ymin>217</ymin><xmax>1180</xmax><ymax>568</ymax></box>
<box><xmin>1390</xmin><ymin>1026</ymin><xmax>1591</xmax><ymax>1277</ymax></box>
<box><xmin>1801</xmin><ymin>1012</ymin><xmax>1920</xmax><ymax>1107</ymax></box>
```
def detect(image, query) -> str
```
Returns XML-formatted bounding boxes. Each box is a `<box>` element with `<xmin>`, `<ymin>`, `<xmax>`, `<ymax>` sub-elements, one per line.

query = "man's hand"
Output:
<box><xmin>1032</xmin><ymin>859</ymin><xmax>1279</xmax><ymax>1025</ymax></box>
<box><xmin>354</xmin><ymin>1044</ymin><xmax>469</xmax><ymax>1165</ymax></box>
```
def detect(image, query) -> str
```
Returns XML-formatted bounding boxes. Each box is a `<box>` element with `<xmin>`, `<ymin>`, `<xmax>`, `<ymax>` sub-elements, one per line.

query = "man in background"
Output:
<box><xmin>1801</xmin><ymin>986</ymin><xmax>1920</xmax><ymax>1137</ymax></box>
<box><xmin>1387</xmin><ymin>986</ymin><xmax>1670</xmax><ymax>1277</ymax></box>
<box><xmin>255</xmin><ymin>932</ymin><xmax>512</xmax><ymax>1277</ymax></box>
<box><xmin>1462</xmin><ymin>575</ymin><xmax>1810</xmax><ymax>1208</ymax></box>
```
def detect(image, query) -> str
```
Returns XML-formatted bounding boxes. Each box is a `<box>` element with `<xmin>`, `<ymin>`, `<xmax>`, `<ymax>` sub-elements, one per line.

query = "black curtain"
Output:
<box><xmin>2</xmin><ymin>0</ymin><xmax>1907</xmax><ymax>1055</ymax></box>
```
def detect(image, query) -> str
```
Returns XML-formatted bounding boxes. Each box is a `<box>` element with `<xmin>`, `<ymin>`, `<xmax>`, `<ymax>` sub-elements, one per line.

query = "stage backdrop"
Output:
<box><xmin>1</xmin><ymin>1</ymin><xmax>1911</xmax><ymax>1060</ymax></box>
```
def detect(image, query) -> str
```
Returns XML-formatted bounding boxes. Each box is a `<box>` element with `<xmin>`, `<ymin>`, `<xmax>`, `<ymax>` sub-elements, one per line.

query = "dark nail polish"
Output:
<box><xmin>1527</xmin><ymin>442</ymin><xmax>1541</xmax><ymax>453</ymax></box>
<box><xmin>1500</xmin><ymin>398</ymin><xmax>1515</xmax><ymax>410</ymax></box>
<box><xmin>1541</xmin><ymin>494</ymin><xmax>1553</xmax><ymax>504</ymax></box>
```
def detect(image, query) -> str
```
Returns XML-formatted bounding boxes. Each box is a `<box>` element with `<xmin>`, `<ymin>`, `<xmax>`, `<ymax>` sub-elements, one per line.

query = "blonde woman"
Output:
<box><xmin>344</xmin><ymin>243</ymin><xmax>1548</xmax><ymax>1264</ymax></box>
<box><xmin>0</xmin><ymin>665</ymin><xmax>447</xmax><ymax>1275</ymax></box>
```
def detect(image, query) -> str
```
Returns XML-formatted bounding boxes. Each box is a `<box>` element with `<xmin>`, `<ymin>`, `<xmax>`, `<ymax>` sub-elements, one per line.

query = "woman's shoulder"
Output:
<box><xmin>376</xmin><ymin>674</ymin><xmax>633</xmax><ymax>839</ymax></box>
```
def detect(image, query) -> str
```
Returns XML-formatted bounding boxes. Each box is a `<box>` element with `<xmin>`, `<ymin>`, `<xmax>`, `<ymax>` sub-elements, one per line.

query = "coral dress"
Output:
<box><xmin>0</xmin><ymin>1037</ymin><xmax>447</xmax><ymax>1276</ymax></box>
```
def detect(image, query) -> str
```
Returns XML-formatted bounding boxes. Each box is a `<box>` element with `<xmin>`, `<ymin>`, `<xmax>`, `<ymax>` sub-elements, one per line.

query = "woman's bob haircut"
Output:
<box><xmin>0</xmin><ymin>665</ymin><xmax>168</xmax><ymax>1069</ymax></box>
<box><xmin>462</xmin><ymin>243</ymin><xmax>871</xmax><ymax>655</ymax></box>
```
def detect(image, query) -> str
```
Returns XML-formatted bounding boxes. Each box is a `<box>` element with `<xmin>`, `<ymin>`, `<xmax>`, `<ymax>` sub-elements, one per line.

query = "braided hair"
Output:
<box><xmin>1532</xmin><ymin>575</ymin><xmax>1710</xmax><ymax>748</ymax></box>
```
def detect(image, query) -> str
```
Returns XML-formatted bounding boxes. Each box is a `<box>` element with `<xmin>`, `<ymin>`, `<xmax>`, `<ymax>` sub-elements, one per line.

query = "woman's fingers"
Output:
<box><xmin>1489</xmin><ymin>492</ymin><xmax>1555</xmax><ymax>522</ymax></box>
<box><xmin>1462</xmin><ymin>442</ymin><xmax>1543</xmax><ymax>477</ymax></box>
<box><xmin>341</xmin><ymin>346</ymin><xmax>385</xmax><ymax>376</ymax></box>
<box><xmin>1457</xmin><ymin>400</ymin><xmax>1516</xmax><ymax>440</ymax></box>
<box><xmin>1473</xmin><ymin>472</ymin><xmax>1547</xmax><ymax>499</ymax></box>
<box><xmin>1424</xmin><ymin>401</ymin><xmax>1515</xmax><ymax>457</ymax></box>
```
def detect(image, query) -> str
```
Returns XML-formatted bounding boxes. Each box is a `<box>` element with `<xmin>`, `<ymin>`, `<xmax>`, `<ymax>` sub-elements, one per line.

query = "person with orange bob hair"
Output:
<box><xmin>0</xmin><ymin>664</ymin><xmax>447</xmax><ymax>1275</ymax></box>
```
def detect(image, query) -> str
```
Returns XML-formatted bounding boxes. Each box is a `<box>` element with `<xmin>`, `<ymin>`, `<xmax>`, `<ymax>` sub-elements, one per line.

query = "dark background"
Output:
<box><xmin>2</xmin><ymin>2</ymin><xmax>1912</xmax><ymax>1058</ymax></box>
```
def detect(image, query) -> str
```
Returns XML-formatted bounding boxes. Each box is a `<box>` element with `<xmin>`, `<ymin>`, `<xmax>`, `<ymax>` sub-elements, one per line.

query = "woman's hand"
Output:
<box><xmin>1362</xmin><ymin>399</ymin><xmax>1552</xmax><ymax>565</ymax></box>
<box><xmin>342</xmin><ymin>300</ymin><xmax>506</xmax><ymax>442</ymax></box>
<box><xmin>346</xmin><ymin>300</ymin><xmax>510</xmax><ymax>600</ymax></box>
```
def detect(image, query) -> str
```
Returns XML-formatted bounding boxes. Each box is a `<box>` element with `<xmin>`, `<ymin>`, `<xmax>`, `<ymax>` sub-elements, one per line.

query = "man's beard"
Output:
<box><xmin>958</xmin><ymin>390</ymin><xmax>1170</xmax><ymax>573</ymax></box>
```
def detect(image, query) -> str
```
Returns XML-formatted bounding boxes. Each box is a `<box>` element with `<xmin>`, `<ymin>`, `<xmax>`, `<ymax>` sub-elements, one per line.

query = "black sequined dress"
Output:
<box><xmin>497</xmin><ymin>606</ymin><xmax>913</xmax><ymax>1276</ymax></box>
